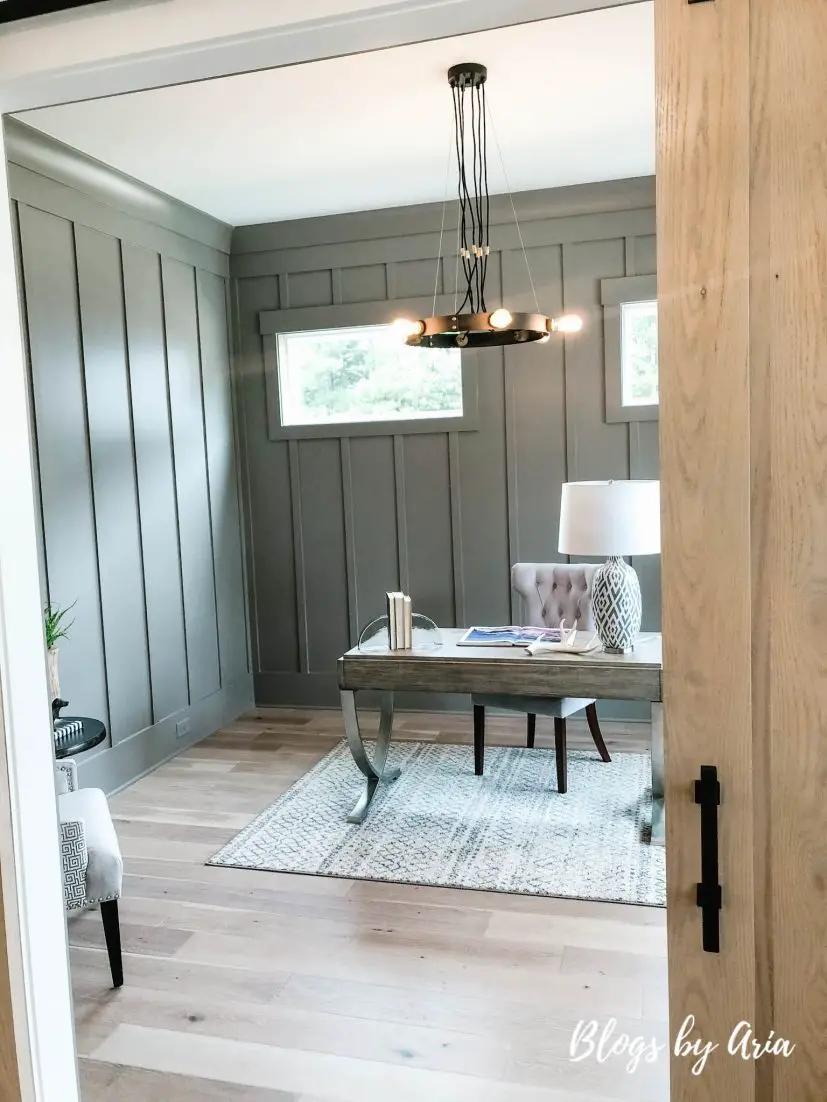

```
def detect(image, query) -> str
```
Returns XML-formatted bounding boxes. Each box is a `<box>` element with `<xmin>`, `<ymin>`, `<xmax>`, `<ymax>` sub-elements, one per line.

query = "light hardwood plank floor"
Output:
<box><xmin>72</xmin><ymin>708</ymin><xmax>669</xmax><ymax>1102</ymax></box>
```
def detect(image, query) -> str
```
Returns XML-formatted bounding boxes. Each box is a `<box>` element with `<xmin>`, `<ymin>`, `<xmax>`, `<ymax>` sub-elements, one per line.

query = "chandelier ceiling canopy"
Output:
<box><xmin>396</xmin><ymin>63</ymin><xmax>583</xmax><ymax>350</ymax></box>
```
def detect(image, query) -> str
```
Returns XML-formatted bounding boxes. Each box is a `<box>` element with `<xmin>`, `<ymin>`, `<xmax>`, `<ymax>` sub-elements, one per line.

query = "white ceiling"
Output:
<box><xmin>18</xmin><ymin>3</ymin><xmax>654</xmax><ymax>227</ymax></box>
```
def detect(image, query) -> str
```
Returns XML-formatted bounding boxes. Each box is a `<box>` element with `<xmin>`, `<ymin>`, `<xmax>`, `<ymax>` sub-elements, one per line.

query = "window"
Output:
<box><xmin>277</xmin><ymin>324</ymin><xmax>462</xmax><ymax>428</ymax></box>
<box><xmin>601</xmin><ymin>274</ymin><xmax>658</xmax><ymax>423</ymax></box>
<box><xmin>260</xmin><ymin>296</ymin><xmax>479</xmax><ymax>440</ymax></box>
<box><xmin>620</xmin><ymin>300</ymin><xmax>658</xmax><ymax>407</ymax></box>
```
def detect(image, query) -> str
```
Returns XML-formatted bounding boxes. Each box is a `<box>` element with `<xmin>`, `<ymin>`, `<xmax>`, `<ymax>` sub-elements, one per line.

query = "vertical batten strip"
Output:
<box><xmin>71</xmin><ymin>222</ymin><xmax>113</xmax><ymax>739</ymax></box>
<box><xmin>340</xmin><ymin>438</ymin><xmax>359</xmax><ymax>644</ymax></box>
<box><xmin>12</xmin><ymin>201</ymin><xmax>49</xmax><ymax>604</ymax></box>
<box><xmin>331</xmin><ymin>268</ymin><xmax>343</xmax><ymax>305</ymax></box>
<box><xmin>448</xmin><ymin>431</ymin><xmax>465</xmax><ymax>627</ymax></box>
<box><xmin>503</xmin><ymin>358</ymin><xmax>520</xmax><ymax>624</ymax></box>
<box><xmin>288</xmin><ymin>439</ymin><xmax>310</xmax><ymax>673</ymax></box>
<box><xmin>624</xmin><ymin>235</ymin><xmax>636</xmax><ymax>275</ymax></box>
<box><xmin>500</xmin><ymin>245</ymin><xmax>521</xmax><ymax>623</ymax></box>
<box><xmin>117</xmin><ymin>238</ymin><xmax>155</xmax><ymax>724</ymax></box>
<box><xmin>225</xmin><ymin>277</ymin><xmax>254</xmax><ymax>677</ymax></box>
<box><xmin>158</xmin><ymin>255</ymin><xmax>192</xmax><ymax>705</ymax></box>
<box><xmin>393</xmin><ymin>435</ymin><xmax>409</xmax><ymax>593</ymax></box>
<box><xmin>561</xmin><ymin>242</ymin><xmax>579</xmax><ymax>484</ymax></box>
<box><xmin>385</xmin><ymin>262</ymin><xmax>397</xmax><ymax>300</ymax></box>
<box><xmin>193</xmin><ymin>266</ymin><xmax>224</xmax><ymax>691</ymax></box>
<box><xmin>559</xmin><ymin>248</ymin><xmax>571</xmax><ymax>569</ymax></box>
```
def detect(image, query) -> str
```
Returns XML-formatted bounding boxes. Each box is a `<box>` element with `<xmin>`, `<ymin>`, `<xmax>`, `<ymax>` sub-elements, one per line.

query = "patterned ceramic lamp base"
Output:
<box><xmin>592</xmin><ymin>556</ymin><xmax>642</xmax><ymax>653</ymax></box>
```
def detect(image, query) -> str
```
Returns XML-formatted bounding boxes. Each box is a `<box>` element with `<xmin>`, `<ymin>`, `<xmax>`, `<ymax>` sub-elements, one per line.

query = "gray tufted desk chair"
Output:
<box><xmin>471</xmin><ymin>563</ymin><xmax>612</xmax><ymax>793</ymax></box>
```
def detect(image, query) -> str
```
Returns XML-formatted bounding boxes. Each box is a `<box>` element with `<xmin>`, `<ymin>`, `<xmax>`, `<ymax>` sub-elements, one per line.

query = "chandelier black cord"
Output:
<box><xmin>452</xmin><ymin>86</ymin><xmax>472</xmax><ymax>312</ymax></box>
<box><xmin>481</xmin><ymin>81</ymin><xmax>490</xmax><ymax>300</ymax></box>
<box><xmin>396</xmin><ymin>62</ymin><xmax>582</xmax><ymax>349</ymax></box>
<box><xmin>474</xmin><ymin>81</ymin><xmax>487</xmax><ymax>311</ymax></box>
<box><xmin>453</xmin><ymin>73</ymin><xmax>491</xmax><ymax>315</ymax></box>
<box><xmin>470</xmin><ymin>83</ymin><xmax>482</xmax><ymax>312</ymax></box>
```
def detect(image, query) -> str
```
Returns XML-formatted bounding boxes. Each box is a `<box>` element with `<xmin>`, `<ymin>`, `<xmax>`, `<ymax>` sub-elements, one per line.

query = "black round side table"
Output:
<box><xmin>53</xmin><ymin>717</ymin><xmax>107</xmax><ymax>759</ymax></box>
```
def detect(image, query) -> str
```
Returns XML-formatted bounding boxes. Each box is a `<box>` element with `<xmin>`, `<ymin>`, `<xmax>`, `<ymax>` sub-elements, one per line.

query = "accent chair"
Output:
<box><xmin>56</xmin><ymin>758</ymin><xmax>124</xmax><ymax>987</ymax></box>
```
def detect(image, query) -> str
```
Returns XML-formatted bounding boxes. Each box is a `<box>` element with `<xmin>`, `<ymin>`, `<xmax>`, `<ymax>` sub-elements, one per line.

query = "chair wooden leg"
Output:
<box><xmin>526</xmin><ymin>713</ymin><xmax>536</xmax><ymax>749</ymax></box>
<box><xmin>554</xmin><ymin>717</ymin><xmax>567</xmax><ymax>793</ymax></box>
<box><xmin>101</xmin><ymin>899</ymin><xmax>123</xmax><ymax>988</ymax></box>
<box><xmin>586</xmin><ymin>702</ymin><xmax>612</xmax><ymax>762</ymax></box>
<box><xmin>474</xmin><ymin>704</ymin><xmax>485</xmax><ymax>776</ymax></box>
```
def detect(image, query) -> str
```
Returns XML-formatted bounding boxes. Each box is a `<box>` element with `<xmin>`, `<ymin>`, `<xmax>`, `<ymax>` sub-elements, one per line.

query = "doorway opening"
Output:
<box><xmin>4</xmin><ymin>3</ymin><xmax>667</xmax><ymax>1099</ymax></box>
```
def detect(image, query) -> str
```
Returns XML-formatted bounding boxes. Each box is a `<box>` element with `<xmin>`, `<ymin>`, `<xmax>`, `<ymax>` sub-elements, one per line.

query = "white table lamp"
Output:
<box><xmin>558</xmin><ymin>480</ymin><xmax>660</xmax><ymax>653</ymax></box>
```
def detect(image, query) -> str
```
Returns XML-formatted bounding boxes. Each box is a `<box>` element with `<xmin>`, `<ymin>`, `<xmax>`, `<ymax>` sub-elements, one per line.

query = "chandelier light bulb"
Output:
<box><xmin>550</xmin><ymin>314</ymin><xmax>584</xmax><ymax>334</ymax></box>
<box><xmin>489</xmin><ymin>308</ymin><xmax>514</xmax><ymax>330</ymax></box>
<box><xmin>391</xmin><ymin>317</ymin><xmax>425</xmax><ymax>340</ymax></box>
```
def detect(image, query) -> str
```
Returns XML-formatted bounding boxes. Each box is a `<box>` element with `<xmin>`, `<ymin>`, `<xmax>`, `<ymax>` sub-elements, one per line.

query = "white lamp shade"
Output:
<box><xmin>558</xmin><ymin>480</ymin><xmax>660</xmax><ymax>556</ymax></box>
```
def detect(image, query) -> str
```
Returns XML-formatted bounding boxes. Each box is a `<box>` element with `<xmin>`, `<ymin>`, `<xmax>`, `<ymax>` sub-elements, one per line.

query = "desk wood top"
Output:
<box><xmin>338</xmin><ymin>630</ymin><xmax>662</xmax><ymax>702</ymax></box>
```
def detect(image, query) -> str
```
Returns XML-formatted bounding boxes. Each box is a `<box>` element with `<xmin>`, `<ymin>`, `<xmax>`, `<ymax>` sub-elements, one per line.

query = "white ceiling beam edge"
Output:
<box><xmin>0</xmin><ymin>0</ymin><xmax>643</xmax><ymax>113</ymax></box>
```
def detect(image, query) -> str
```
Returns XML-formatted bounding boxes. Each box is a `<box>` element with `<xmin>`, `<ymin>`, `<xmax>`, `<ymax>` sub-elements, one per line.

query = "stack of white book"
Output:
<box><xmin>385</xmin><ymin>591</ymin><xmax>413</xmax><ymax>650</ymax></box>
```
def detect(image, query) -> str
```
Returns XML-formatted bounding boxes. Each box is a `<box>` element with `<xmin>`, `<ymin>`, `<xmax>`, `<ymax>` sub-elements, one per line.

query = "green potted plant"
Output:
<box><xmin>44</xmin><ymin>601</ymin><xmax>74</xmax><ymax>702</ymax></box>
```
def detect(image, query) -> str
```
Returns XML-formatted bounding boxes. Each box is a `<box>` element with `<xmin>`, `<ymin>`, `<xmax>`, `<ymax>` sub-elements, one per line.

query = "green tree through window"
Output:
<box><xmin>278</xmin><ymin>325</ymin><xmax>463</xmax><ymax>426</ymax></box>
<box><xmin>621</xmin><ymin>301</ymin><xmax>658</xmax><ymax>406</ymax></box>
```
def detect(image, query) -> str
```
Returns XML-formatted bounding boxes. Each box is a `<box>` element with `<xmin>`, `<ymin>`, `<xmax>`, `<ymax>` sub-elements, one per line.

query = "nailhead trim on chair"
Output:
<box><xmin>65</xmin><ymin>891</ymin><xmax>121</xmax><ymax>915</ymax></box>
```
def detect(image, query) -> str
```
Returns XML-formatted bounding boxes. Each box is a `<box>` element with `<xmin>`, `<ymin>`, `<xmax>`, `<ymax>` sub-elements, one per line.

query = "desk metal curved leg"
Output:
<box><xmin>341</xmin><ymin>690</ymin><xmax>400</xmax><ymax>823</ymax></box>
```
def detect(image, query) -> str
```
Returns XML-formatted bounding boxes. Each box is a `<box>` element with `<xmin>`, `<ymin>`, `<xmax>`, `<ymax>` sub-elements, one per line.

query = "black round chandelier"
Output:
<box><xmin>394</xmin><ymin>62</ymin><xmax>583</xmax><ymax>349</ymax></box>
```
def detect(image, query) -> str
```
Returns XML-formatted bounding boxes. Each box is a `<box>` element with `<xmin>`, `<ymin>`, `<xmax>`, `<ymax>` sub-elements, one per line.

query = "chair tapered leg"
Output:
<box><xmin>526</xmin><ymin>713</ymin><xmax>536</xmax><ymax>749</ymax></box>
<box><xmin>474</xmin><ymin>705</ymin><xmax>485</xmax><ymax>776</ymax></box>
<box><xmin>586</xmin><ymin>702</ymin><xmax>612</xmax><ymax>762</ymax></box>
<box><xmin>100</xmin><ymin>899</ymin><xmax>123</xmax><ymax>988</ymax></box>
<box><xmin>554</xmin><ymin>717</ymin><xmax>568</xmax><ymax>793</ymax></box>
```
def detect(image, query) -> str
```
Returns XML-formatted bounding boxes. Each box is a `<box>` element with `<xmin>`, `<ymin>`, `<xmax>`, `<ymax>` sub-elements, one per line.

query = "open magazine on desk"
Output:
<box><xmin>457</xmin><ymin>626</ymin><xmax>563</xmax><ymax>647</ymax></box>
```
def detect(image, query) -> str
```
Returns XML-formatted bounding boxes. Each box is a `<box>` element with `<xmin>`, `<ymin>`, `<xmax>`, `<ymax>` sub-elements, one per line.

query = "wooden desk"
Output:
<box><xmin>337</xmin><ymin>630</ymin><xmax>664</xmax><ymax>844</ymax></box>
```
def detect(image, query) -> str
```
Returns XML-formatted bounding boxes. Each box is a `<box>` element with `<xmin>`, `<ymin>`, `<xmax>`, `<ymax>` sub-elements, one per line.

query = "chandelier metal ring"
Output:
<box><xmin>405</xmin><ymin>312</ymin><xmax>551</xmax><ymax>349</ymax></box>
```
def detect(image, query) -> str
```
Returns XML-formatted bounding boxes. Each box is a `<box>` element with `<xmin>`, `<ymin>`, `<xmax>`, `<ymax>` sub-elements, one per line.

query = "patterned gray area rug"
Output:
<box><xmin>209</xmin><ymin>741</ymin><xmax>665</xmax><ymax>907</ymax></box>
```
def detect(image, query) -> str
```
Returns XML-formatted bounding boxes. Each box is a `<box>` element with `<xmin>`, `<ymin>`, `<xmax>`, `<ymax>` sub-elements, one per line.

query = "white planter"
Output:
<box><xmin>47</xmin><ymin>646</ymin><xmax>61</xmax><ymax>700</ymax></box>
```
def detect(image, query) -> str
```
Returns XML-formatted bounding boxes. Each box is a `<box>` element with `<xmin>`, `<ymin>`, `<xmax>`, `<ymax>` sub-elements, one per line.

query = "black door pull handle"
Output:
<box><xmin>694</xmin><ymin>765</ymin><xmax>722</xmax><ymax>953</ymax></box>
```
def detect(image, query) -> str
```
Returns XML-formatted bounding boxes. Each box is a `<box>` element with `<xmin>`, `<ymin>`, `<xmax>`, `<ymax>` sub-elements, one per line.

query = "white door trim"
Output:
<box><xmin>0</xmin><ymin>0</ymin><xmax>641</xmax><ymax>110</ymax></box>
<box><xmin>0</xmin><ymin>1</ymin><xmax>639</xmax><ymax>1096</ymax></box>
<box><xmin>0</xmin><ymin>148</ymin><xmax>79</xmax><ymax>1102</ymax></box>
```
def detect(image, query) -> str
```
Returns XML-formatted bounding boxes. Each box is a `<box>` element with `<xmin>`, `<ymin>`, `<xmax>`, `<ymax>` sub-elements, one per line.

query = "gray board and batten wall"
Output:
<box><xmin>231</xmin><ymin>175</ymin><xmax>660</xmax><ymax>719</ymax></box>
<box><xmin>6</xmin><ymin>117</ymin><xmax>253</xmax><ymax>793</ymax></box>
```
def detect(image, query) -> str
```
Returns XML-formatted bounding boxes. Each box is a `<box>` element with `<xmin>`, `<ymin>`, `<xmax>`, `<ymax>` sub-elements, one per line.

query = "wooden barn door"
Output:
<box><xmin>657</xmin><ymin>0</ymin><xmax>827</xmax><ymax>1098</ymax></box>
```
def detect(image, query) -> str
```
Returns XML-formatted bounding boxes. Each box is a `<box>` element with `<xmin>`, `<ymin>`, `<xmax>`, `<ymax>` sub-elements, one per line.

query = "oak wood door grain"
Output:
<box><xmin>657</xmin><ymin>0</ymin><xmax>757</xmax><ymax>1098</ymax></box>
<box><xmin>659</xmin><ymin>0</ymin><xmax>827</xmax><ymax>1096</ymax></box>
<box><xmin>759</xmin><ymin>0</ymin><xmax>827</xmax><ymax>1096</ymax></box>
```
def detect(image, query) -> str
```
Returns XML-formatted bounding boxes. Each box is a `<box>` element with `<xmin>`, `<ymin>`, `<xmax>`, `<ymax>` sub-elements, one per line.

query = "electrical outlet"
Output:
<box><xmin>176</xmin><ymin>718</ymin><xmax>192</xmax><ymax>740</ymax></box>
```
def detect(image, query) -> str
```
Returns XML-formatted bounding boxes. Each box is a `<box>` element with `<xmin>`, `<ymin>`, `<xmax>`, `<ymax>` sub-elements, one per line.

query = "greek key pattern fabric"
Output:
<box><xmin>60</xmin><ymin>819</ymin><xmax>87</xmax><ymax>911</ymax></box>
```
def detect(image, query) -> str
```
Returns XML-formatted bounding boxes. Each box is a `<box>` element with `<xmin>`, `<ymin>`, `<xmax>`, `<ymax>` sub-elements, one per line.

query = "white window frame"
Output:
<box><xmin>260</xmin><ymin>297</ymin><xmax>479</xmax><ymax>440</ymax></box>
<box><xmin>601</xmin><ymin>274</ymin><xmax>658</xmax><ymax>423</ymax></box>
